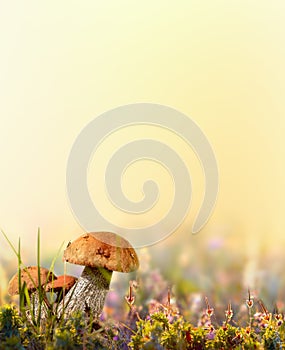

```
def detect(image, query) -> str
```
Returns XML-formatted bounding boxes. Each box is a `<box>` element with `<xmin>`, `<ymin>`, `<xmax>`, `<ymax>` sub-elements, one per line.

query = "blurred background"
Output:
<box><xmin>1</xmin><ymin>1</ymin><xmax>285</xmax><ymax>316</ymax></box>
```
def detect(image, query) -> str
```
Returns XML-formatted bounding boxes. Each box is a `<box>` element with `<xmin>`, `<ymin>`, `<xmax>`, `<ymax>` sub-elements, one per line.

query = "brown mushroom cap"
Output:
<box><xmin>63</xmin><ymin>232</ymin><xmax>139</xmax><ymax>273</ymax></box>
<box><xmin>45</xmin><ymin>275</ymin><xmax>77</xmax><ymax>292</ymax></box>
<box><xmin>8</xmin><ymin>266</ymin><xmax>57</xmax><ymax>296</ymax></box>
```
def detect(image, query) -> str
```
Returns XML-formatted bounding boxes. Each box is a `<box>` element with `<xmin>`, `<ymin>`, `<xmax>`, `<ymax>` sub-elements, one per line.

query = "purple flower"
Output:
<box><xmin>207</xmin><ymin>331</ymin><xmax>215</xmax><ymax>340</ymax></box>
<box><xmin>167</xmin><ymin>314</ymin><xmax>174</xmax><ymax>323</ymax></box>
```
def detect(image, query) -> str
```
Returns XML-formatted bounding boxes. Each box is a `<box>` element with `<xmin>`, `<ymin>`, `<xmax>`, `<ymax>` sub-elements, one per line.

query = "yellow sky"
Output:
<box><xmin>1</xmin><ymin>1</ymin><xmax>285</xmax><ymax>264</ymax></box>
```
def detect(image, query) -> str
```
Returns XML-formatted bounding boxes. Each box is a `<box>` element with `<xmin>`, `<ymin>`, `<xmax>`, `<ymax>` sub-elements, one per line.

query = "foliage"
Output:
<box><xmin>2</xmin><ymin>229</ymin><xmax>285</xmax><ymax>348</ymax></box>
<box><xmin>1</xmin><ymin>300</ymin><xmax>285</xmax><ymax>349</ymax></box>
<box><xmin>129</xmin><ymin>310</ymin><xmax>285</xmax><ymax>349</ymax></box>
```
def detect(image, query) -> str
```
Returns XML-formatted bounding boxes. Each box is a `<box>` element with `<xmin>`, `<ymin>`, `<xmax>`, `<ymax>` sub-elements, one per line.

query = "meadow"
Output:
<box><xmin>0</xmin><ymin>229</ymin><xmax>284</xmax><ymax>349</ymax></box>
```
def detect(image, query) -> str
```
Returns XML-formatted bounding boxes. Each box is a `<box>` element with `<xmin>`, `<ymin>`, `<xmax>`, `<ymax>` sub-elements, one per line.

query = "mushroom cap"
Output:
<box><xmin>45</xmin><ymin>275</ymin><xmax>77</xmax><ymax>292</ymax></box>
<box><xmin>8</xmin><ymin>266</ymin><xmax>57</xmax><ymax>296</ymax></box>
<box><xmin>63</xmin><ymin>232</ymin><xmax>139</xmax><ymax>273</ymax></box>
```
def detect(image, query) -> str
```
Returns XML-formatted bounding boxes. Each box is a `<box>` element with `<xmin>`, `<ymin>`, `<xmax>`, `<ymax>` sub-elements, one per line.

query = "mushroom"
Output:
<box><xmin>45</xmin><ymin>275</ymin><xmax>77</xmax><ymax>303</ymax></box>
<box><xmin>59</xmin><ymin>232</ymin><xmax>139</xmax><ymax>319</ymax></box>
<box><xmin>8</xmin><ymin>266</ymin><xmax>56</xmax><ymax>319</ymax></box>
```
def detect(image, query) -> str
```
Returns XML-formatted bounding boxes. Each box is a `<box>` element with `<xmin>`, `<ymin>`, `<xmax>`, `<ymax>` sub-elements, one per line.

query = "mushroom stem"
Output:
<box><xmin>59</xmin><ymin>266</ymin><xmax>112</xmax><ymax>319</ymax></box>
<box><xmin>25</xmin><ymin>290</ymin><xmax>49</xmax><ymax>321</ymax></box>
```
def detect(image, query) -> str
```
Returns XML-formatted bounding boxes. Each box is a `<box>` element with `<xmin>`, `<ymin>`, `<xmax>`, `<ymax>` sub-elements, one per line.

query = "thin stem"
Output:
<box><xmin>37</xmin><ymin>228</ymin><xmax>42</xmax><ymax>326</ymax></box>
<box><xmin>48</xmin><ymin>241</ymin><xmax>65</xmax><ymax>306</ymax></box>
<box><xmin>18</xmin><ymin>238</ymin><xmax>25</xmax><ymax>314</ymax></box>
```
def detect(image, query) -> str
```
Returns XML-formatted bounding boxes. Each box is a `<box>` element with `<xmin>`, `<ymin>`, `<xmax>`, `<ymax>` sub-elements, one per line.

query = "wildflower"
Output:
<box><xmin>246</xmin><ymin>299</ymin><xmax>254</xmax><ymax>308</ymax></box>
<box><xmin>245</xmin><ymin>326</ymin><xmax>251</xmax><ymax>335</ymax></box>
<box><xmin>206</xmin><ymin>307</ymin><xmax>214</xmax><ymax>317</ymax></box>
<box><xmin>254</xmin><ymin>312</ymin><xmax>263</xmax><ymax>322</ymax></box>
<box><xmin>204</xmin><ymin>324</ymin><xmax>215</xmax><ymax>340</ymax></box>
<box><xmin>246</xmin><ymin>289</ymin><xmax>254</xmax><ymax>308</ymax></box>
<box><xmin>161</xmin><ymin>286</ymin><xmax>172</xmax><ymax>315</ymax></box>
<box><xmin>205</xmin><ymin>297</ymin><xmax>214</xmax><ymax>317</ymax></box>
<box><xmin>275</xmin><ymin>313</ymin><xmax>283</xmax><ymax>321</ymax></box>
<box><xmin>258</xmin><ymin>300</ymin><xmax>271</xmax><ymax>323</ymax></box>
<box><xmin>125</xmin><ymin>282</ymin><xmax>135</xmax><ymax>308</ymax></box>
<box><xmin>275</xmin><ymin>313</ymin><xmax>283</xmax><ymax>326</ymax></box>
<box><xmin>262</xmin><ymin>313</ymin><xmax>271</xmax><ymax>322</ymax></box>
<box><xmin>260</xmin><ymin>321</ymin><xmax>268</xmax><ymax>329</ymax></box>
<box><xmin>167</xmin><ymin>314</ymin><xmax>174</xmax><ymax>323</ymax></box>
<box><xmin>207</xmin><ymin>329</ymin><xmax>215</xmax><ymax>340</ymax></box>
<box><xmin>225</xmin><ymin>302</ymin><xmax>233</xmax><ymax>320</ymax></box>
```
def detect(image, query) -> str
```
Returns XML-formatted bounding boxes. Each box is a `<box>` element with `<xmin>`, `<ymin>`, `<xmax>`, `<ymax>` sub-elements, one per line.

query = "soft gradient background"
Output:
<box><xmin>1</xmin><ymin>1</ymin><xmax>285</xmax><ymax>300</ymax></box>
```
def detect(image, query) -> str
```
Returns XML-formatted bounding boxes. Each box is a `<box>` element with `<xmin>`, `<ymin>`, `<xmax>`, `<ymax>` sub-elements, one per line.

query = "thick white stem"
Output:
<box><xmin>58</xmin><ymin>266</ymin><xmax>112</xmax><ymax>319</ymax></box>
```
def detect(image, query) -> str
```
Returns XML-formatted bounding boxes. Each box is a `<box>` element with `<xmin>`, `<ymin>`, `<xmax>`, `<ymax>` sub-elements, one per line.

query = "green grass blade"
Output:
<box><xmin>1</xmin><ymin>228</ymin><xmax>22</xmax><ymax>262</ymax></box>
<box><xmin>46</xmin><ymin>240</ymin><xmax>65</xmax><ymax>306</ymax></box>
<box><xmin>17</xmin><ymin>238</ymin><xmax>25</xmax><ymax>314</ymax></box>
<box><xmin>37</xmin><ymin>228</ymin><xmax>42</xmax><ymax>326</ymax></box>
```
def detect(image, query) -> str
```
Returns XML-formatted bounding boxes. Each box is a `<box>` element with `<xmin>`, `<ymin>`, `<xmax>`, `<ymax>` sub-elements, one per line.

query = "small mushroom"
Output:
<box><xmin>8</xmin><ymin>266</ymin><xmax>56</xmax><ymax>319</ymax></box>
<box><xmin>45</xmin><ymin>275</ymin><xmax>77</xmax><ymax>303</ymax></box>
<box><xmin>59</xmin><ymin>232</ymin><xmax>139</xmax><ymax>319</ymax></box>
